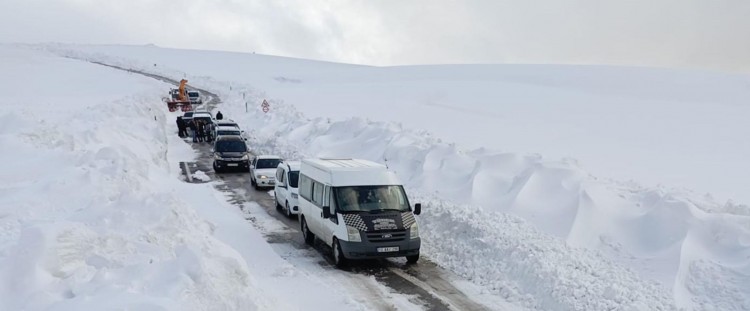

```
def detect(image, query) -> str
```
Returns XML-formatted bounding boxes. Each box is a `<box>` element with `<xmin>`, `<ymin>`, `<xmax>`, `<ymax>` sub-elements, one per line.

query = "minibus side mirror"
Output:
<box><xmin>414</xmin><ymin>203</ymin><xmax>422</xmax><ymax>215</ymax></box>
<box><xmin>322</xmin><ymin>206</ymin><xmax>332</xmax><ymax>219</ymax></box>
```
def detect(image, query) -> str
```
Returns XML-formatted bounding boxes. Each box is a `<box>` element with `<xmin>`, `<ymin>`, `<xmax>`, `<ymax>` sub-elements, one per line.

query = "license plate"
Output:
<box><xmin>227</xmin><ymin>163</ymin><xmax>238</xmax><ymax>167</ymax></box>
<box><xmin>377</xmin><ymin>247</ymin><xmax>399</xmax><ymax>253</ymax></box>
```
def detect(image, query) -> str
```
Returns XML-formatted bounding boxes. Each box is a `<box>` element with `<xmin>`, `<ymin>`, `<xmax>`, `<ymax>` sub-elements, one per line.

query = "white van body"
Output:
<box><xmin>274</xmin><ymin>161</ymin><xmax>301</xmax><ymax>217</ymax></box>
<box><xmin>298</xmin><ymin>158</ymin><xmax>421</xmax><ymax>265</ymax></box>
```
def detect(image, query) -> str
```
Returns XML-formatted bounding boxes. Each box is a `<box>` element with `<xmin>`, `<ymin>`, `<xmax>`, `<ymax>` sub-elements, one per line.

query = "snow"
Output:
<box><xmin>37</xmin><ymin>43</ymin><xmax>750</xmax><ymax>204</ymax></box>
<box><xmin>4</xmin><ymin>42</ymin><xmax>750</xmax><ymax>310</ymax></box>
<box><xmin>0</xmin><ymin>45</ymin><xmax>379</xmax><ymax>310</ymax></box>
<box><xmin>191</xmin><ymin>170</ymin><xmax>211</xmax><ymax>182</ymax></box>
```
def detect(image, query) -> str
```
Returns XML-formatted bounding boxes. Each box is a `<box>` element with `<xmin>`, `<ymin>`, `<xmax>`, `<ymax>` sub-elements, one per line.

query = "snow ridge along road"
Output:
<box><xmin>44</xmin><ymin>44</ymin><xmax>750</xmax><ymax>311</ymax></box>
<box><xmin>89</xmin><ymin>62</ymin><xmax>503</xmax><ymax>311</ymax></box>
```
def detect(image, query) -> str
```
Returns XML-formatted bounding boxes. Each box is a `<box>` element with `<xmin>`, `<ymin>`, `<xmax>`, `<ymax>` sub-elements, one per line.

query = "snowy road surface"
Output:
<box><xmin>126</xmin><ymin>68</ymin><xmax>508</xmax><ymax>310</ymax></box>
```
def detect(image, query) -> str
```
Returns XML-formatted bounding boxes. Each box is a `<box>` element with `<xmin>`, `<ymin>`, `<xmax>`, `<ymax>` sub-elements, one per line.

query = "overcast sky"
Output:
<box><xmin>2</xmin><ymin>0</ymin><xmax>749</xmax><ymax>72</ymax></box>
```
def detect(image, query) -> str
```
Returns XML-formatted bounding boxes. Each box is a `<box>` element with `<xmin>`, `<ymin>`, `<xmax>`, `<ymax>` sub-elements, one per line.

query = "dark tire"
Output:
<box><xmin>213</xmin><ymin>163</ymin><xmax>222</xmax><ymax>174</ymax></box>
<box><xmin>301</xmin><ymin>218</ymin><xmax>315</xmax><ymax>246</ymax></box>
<box><xmin>406</xmin><ymin>253</ymin><xmax>420</xmax><ymax>264</ymax></box>
<box><xmin>332</xmin><ymin>238</ymin><xmax>347</xmax><ymax>268</ymax></box>
<box><xmin>275</xmin><ymin>199</ymin><xmax>282</xmax><ymax>210</ymax></box>
<box><xmin>285</xmin><ymin>201</ymin><xmax>292</xmax><ymax>218</ymax></box>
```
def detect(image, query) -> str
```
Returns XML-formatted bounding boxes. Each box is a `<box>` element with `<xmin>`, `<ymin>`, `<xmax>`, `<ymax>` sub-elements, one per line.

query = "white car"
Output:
<box><xmin>250</xmin><ymin>155</ymin><xmax>283</xmax><ymax>189</ymax></box>
<box><xmin>274</xmin><ymin>161</ymin><xmax>300</xmax><ymax>217</ymax></box>
<box><xmin>187</xmin><ymin>90</ymin><xmax>202</xmax><ymax>104</ymax></box>
<box><xmin>216</xmin><ymin>120</ymin><xmax>240</xmax><ymax>129</ymax></box>
<box><xmin>214</xmin><ymin>126</ymin><xmax>245</xmax><ymax>140</ymax></box>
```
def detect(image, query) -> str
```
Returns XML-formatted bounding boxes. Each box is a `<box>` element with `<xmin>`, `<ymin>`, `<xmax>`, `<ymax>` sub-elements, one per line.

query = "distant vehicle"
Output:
<box><xmin>192</xmin><ymin>111</ymin><xmax>212</xmax><ymax>119</ymax></box>
<box><xmin>298</xmin><ymin>158</ymin><xmax>422</xmax><ymax>267</ymax></box>
<box><xmin>214</xmin><ymin>126</ymin><xmax>244</xmax><ymax>140</ymax></box>
<box><xmin>274</xmin><ymin>161</ymin><xmax>301</xmax><ymax>217</ymax></box>
<box><xmin>216</xmin><ymin>120</ymin><xmax>240</xmax><ymax>129</ymax></box>
<box><xmin>212</xmin><ymin>136</ymin><xmax>250</xmax><ymax>173</ymax></box>
<box><xmin>166</xmin><ymin>79</ymin><xmax>192</xmax><ymax>112</ymax></box>
<box><xmin>182</xmin><ymin>111</ymin><xmax>194</xmax><ymax>123</ymax></box>
<box><xmin>187</xmin><ymin>90</ymin><xmax>202</xmax><ymax>104</ymax></box>
<box><xmin>250</xmin><ymin>155</ymin><xmax>283</xmax><ymax>189</ymax></box>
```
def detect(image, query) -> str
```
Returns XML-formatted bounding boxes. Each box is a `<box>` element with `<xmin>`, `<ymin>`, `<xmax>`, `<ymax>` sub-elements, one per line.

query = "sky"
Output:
<box><xmin>1</xmin><ymin>0</ymin><xmax>749</xmax><ymax>72</ymax></box>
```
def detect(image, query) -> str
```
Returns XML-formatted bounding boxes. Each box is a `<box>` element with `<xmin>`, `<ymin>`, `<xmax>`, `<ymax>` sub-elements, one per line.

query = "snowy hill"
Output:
<box><xmin>2</xmin><ymin>43</ymin><xmax>749</xmax><ymax>310</ymax></box>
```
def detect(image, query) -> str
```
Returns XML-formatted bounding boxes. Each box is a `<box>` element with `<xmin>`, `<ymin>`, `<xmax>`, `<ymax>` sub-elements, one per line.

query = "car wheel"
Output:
<box><xmin>301</xmin><ymin>218</ymin><xmax>314</xmax><ymax>246</ymax></box>
<box><xmin>275</xmin><ymin>197</ymin><xmax>282</xmax><ymax>210</ymax></box>
<box><xmin>213</xmin><ymin>163</ymin><xmax>222</xmax><ymax>174</ymax></box>
<box><xmin>406</xmin><ymin>253</ymin><xmax>420</xmax><ymax>264</ymax></box>
<box><xmin>285</xmin><ymin>201</ymin><xmax>292</xmax><ymax>218</ymax></box>
<box><xmin>333</xmin><ymin>238</ymin><xmax>347</xmax><ymax>268</ymax></box>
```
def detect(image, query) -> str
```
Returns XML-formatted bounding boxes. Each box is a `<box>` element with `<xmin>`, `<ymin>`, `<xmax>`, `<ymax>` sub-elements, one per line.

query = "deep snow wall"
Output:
<box><xmin>0</xmin><ymin>46</ymin><xmax>271</xmax><ymax>310</ymax></box>
<box><xmin>41</xmin><ymin>44</ymin><xmax>750</xmax><ymax>311</ymax></box>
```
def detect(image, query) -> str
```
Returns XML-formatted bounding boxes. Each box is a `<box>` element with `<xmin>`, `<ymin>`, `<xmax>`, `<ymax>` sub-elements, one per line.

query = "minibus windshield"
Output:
<box><xmin>334</xmin><ymin>185</ymin><xmax>409</xmax><ymax>213</ymax></box>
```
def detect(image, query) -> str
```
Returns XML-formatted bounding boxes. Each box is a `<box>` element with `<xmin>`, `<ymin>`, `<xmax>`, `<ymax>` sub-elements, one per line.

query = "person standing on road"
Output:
<box><xmin>176</xmin><ymin>117</ymin><xmax>186</xmax><ymax>137</ymax></box>
<box><xmin>216</xmin><ymin>111</ymin><xmax>223</xmax><ymax>120</ymax></box>
<box><xmin>189</xmin><ymin>120</ymin><xmax>198</xmax><ymax>142</ymax></box>
<box><xmin>197</xmin><ymin>121</ymin><xmax>205</xmax><ymax>142</ymax></box>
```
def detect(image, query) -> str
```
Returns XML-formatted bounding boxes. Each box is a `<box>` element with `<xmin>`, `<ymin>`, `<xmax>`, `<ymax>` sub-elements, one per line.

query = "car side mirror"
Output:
<box><xmin>414</xmin><ymin>203</ymin><xmax>422</xmax><ymax>215</ymax></box>
<box><xmin>322</xmin><ymin>206</ymin><xmax>332</xmax><ymax>219</ymax></box>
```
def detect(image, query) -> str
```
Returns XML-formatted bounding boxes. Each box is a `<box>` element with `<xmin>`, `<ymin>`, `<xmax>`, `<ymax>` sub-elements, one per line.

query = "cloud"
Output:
<box><xmin>1</xmin><ymin>0</ymin><xmax>748</xmax><ymax>72</ymax></box>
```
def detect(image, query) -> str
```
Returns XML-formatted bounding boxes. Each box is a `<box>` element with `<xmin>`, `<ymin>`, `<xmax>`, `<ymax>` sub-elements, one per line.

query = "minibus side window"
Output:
<box><xmin>299</xmin><ymin>174</ymin><xmax>312</xmax><ymax>200</ymax></box>
<box><xmin>313</xmin><ymin>181</ymin><xmax>324</xmax><ymax>206</ymax></box>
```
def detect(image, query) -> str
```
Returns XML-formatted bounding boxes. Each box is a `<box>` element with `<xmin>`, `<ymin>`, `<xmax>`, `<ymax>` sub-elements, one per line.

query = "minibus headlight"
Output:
<box><xmin>409</xmin><ymin>223</ymin><xmax>419</xmax><ymax>239</ymax></box>
<box><xmin>347</xmin><ymin>226</ymin><xmax>362</xmax><ymax>242</ymax></box>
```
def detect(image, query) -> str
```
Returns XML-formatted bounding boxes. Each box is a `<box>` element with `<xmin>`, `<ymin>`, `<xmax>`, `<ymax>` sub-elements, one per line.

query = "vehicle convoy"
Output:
<box><xmin>166</xmin><ymin>79</ymin><xmax>193</xmax><ymax>112</ymax></box>
<box><xmin>274</xmin><ymin>161</ymin><xmax>301</xmax><ymax>217</ymax></box>
<box><xmin>298</xmin><ymin>158</ymin><xmax>422</xmax><ymax>268</ymax></box>
<box><xmin>250</xmin><ymin>155</ymin><xmax>283</xmax><ymax>189</ymax></box>
<box><xmin>212</xmin><ymin>136</ymin><xmax>250</xmax><ymax>173</ymax></box>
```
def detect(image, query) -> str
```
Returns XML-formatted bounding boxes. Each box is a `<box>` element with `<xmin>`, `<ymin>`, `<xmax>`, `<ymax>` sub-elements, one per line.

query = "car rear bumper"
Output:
<box><xmin>214</xmin><ymin>160</ymin><xmax>249</xmax><ymax>170</ymax></box>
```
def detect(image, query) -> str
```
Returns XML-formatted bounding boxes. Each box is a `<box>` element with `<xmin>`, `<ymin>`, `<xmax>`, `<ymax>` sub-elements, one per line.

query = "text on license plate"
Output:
<box><xmin>377</xmin><ymin>247</ymin><xmax>399</xmax><ymax>253</ymax></box>
<box><xmin>227</xmin><ymin>163</ymin><xmax>238</xmax><ymax>167</ymax></box>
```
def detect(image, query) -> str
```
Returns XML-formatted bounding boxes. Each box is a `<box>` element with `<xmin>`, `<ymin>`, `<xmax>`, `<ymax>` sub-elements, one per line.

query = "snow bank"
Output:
<box><xmin>0</xmin><ymin>45</ymin><xmax>370</xmax><ymax>311</ymax></box>
<box><xmin>31</xmin><ymin>43</ymin><xmax>750</xmax><ymax>205</ymax></box>
<box><xmin>40</xmin><ymin>44</ymin><xmax>750</xmax><ymax>310</ymax></box>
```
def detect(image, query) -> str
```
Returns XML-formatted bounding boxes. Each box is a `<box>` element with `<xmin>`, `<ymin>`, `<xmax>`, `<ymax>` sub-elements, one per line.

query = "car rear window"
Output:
<box><xmin>216</xmin><ymin>140</ymin><xmax>247</xmax><ymax>152</ymax></box>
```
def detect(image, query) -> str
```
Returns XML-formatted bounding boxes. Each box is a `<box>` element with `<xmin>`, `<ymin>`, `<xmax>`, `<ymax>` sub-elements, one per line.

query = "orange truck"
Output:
<box><xmin>166</xmin><ymin>79</ymin><xmax>193</xmax><ymax>112</ymax></box>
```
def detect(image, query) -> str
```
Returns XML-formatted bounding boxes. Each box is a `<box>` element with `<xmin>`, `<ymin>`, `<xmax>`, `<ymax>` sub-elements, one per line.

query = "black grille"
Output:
<box><xmin>365</xmin><ymin>230</ymin><xmax>407</xmax><ymax>243</ymax></box>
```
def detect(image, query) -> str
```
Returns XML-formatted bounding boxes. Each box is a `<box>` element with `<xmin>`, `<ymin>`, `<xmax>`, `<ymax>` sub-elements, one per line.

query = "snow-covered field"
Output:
<box><xmin>3</xmin><ymin>43</ymin><xmax>750</xmax><ymax>310</ymax></box>
<box><xmin>0</xmin><ymin>45</ymin><xmax>385</xmax><ymax>310</ymax></box>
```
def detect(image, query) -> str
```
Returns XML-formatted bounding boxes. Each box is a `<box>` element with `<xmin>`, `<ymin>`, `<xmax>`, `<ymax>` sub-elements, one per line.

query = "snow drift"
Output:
<box><xmin>33</xmin><ymin>44</ymin><xmax>750</xmax><ymax>310</ymax></box>
<box><xmin>0</xmin><ymin>45</ymin><xmax>375</xmax><ymax>311</ymax></box>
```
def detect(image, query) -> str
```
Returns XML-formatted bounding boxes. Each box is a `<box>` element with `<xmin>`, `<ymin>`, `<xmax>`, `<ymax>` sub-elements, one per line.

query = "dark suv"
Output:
<box><xmin>212</xmin><ymin>136</ymin><xmax>250</xmax><ymax>173</ymax></box>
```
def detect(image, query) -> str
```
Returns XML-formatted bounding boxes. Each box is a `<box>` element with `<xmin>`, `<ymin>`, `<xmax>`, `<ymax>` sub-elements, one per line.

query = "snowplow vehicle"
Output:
<box><xmin>166</xmin><ymin>79</ymin><xmax>193</xmax><ymax>112</ymax></box>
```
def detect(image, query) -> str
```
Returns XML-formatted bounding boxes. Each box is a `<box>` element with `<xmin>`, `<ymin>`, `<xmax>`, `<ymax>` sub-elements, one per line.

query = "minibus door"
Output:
<box><xmin>320</xmin><ymin>185</ymin><xmax>336</xmax><ymax>245</ymax></box>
